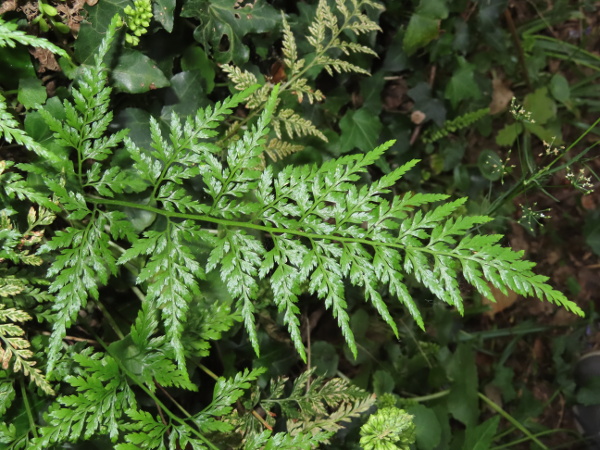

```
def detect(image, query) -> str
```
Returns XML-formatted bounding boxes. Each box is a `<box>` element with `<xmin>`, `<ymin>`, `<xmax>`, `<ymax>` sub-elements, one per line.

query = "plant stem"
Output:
<box><xmin>20</xmin><ymin>378</ymin><xmax>38</xmax><ymax>439</ymax></box>
<box><xmin>404</xmin><ymin>389</ymin><xmax>450</xmax><ymax>403</ymax></box>
<box><xmin>479</xmin><ymin>392</ymin><xmax>548</xmax><ymax>449</ymax></box>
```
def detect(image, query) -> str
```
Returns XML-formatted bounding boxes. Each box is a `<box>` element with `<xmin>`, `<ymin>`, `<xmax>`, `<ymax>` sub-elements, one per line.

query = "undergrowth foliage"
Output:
<box><xmin>0</xmin><ymin>9</ymin><xmax>586</xmax><ymax>449</ymax></box>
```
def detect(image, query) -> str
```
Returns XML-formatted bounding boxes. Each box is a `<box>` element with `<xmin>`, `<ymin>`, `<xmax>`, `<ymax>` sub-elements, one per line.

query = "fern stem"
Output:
<box><xmin>478</xmin><ymin>392</ymin><xmax>548</xmax><ymax>450</ymax></box>
<box><xmin>95</xmin><ymin>300</ymin><xmax>125</xmax><ymax>340</ymax></box>
<box><xmin>20</xmin><ymin>378</ymin><xmax>38</xmax><ymax>439</ymax></box>
<box><xmin>87</xmin><ymin>196</ymin><xmax>520</xmax><ymax>273</ymax></box>
<box><xmin>155</xmin><ymin>382</ymin><xmax>193</xmax><ymax>419</ymax></box>
<box><xmin>197</xmin><ymin>362</ymin><xmax>219</xmax><ymax>381</ymax></box>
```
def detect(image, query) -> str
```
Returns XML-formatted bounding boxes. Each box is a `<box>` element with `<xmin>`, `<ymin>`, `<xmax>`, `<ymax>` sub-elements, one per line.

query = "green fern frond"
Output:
<box><xmin>76</xmin><ymin>88</ymin><xmax>581</xmax><ymax>362</ymax></box>
<box><xmin>0</xmin><ymin>17</ymin><xmax>69</xmax><ymax>59</ymax></box>
<box><xmin>34</xmin><ymin>349</ymin><xmax>136</xmax><ymax>446</ymax></box>
<box><xmin>422</xmin><ymin>107</ymin><xmax>490</xmax><ymax>143</ymax></box>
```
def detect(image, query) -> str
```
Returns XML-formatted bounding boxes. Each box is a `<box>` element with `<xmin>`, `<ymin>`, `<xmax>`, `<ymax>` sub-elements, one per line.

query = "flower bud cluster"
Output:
<box><xmin>123</xmin><ymin>0</ymin><xmax>152</xmax><ymax>46</ymax></box>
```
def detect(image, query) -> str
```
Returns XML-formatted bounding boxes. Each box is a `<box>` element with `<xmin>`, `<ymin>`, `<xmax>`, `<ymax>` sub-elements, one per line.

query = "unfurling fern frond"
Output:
<box><xmin>360</xmin><ymin>407</ymin><xmax>416</xmax><ymax>450</ymax></box>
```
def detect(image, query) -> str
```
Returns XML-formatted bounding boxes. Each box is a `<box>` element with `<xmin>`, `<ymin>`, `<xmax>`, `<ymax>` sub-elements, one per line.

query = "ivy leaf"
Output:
<box><xmin>112</xmin><ymin>49</ymin><xmax>170</xmax><ymax>94</ymax></box>
<box><xmin>183</xmin><ymin>0</ymin><xmax>280</xmax><ymax>64</ymax></box>
<box><xmin>17</xmin><ymin>77</ymin><xmax>47</xmax><ymax>110</ymax></box>
<box><xmin>338</xmin><ymin>108</ymin><xmax>382</xmax><ymax>153</ymax></box>
<box><xmin>153</xmin><ymin>0</ymin><xmax>176</xmax><ymax>32</ymax></box>
<box><xmin>444</xmin><ymin>57</ymin><xmax>481</xmax><ymax>109</ymax></box>
<box><xmin>403</xmin><ymin>0</ymin><xmax>449</xmax><ymax>55</ymax></box>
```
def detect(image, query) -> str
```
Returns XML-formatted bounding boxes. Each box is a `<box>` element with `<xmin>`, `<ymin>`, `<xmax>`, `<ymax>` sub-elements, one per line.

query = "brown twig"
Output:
<box><xmin>504</xmin><ymin>7</ymin><xmax>532</xmax><ymax>90</ymax></box>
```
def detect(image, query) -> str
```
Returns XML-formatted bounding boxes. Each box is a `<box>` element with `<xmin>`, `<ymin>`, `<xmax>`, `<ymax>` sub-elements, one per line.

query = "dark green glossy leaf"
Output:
<box><xmin>18</xmin><ymin>77</ymin><xmax>47</xmax><ymax>110</ymax></box>
<box><xmin>181</xmin><ymin>46</ymin><xmax>216</xmax><ymax>93</ymax></box>
<box><xmin>112</xmin><ymin>49</ymin><xmax>170</xmax><ymax>94</ymax></box>
<box><xmin>338</xmin><ymin>108</ymin><xmax>382</xmax><ymax>153</ymax></box>
<box><xmin>161</xmin><ymin>71</ymin><xmax>210</xmax><ymax>118</ymax></box>
<box><xmin>74</xmin><ymin>0</ymin><xmax>129</xmax><ymax>64</ymax></box>
<box><xmin>182</xmin><ymin>0</ymin><xmax>280</xmax><ymax>64</ymax></box>
<box><xmin>153</xmin><ymin>0</ymin><xmax>176</xmax><ymax>33</ymax></box>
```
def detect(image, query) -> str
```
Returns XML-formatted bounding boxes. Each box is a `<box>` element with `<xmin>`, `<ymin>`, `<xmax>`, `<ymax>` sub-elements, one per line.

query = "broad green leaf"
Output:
<box><xmin>0</xmin><ymin>46</ymin><xmax>36</xmax><ymax>89</ymax></box>
<box><xmin>463</xmin><ymin>416</ymin><xmax>500</xmax><ymax>450</ymax></box>
<box><xmin>181</xmin><ymin>45</ymin><xmax>216</xmax><ymax>93</ymax></box>
<box><xmin>403</xmin><ymin>14</ymin><xmax>440</xmax><ymax>55</ymax></box>
<box><xmin>153</xmin><ymin>0</ymin><xmax>176</xmax><ymax>32</ymax></box>
<box><xmin>478</xmin><ymin>149</ymin><xmax>503</xmax><ymax>181</ymax></box>
<box><xmin>338</xmin><ymin>108</ymin><xmax>382</xmax><ymax>153</ymax></box>
<box><xmin>17</xmin><ymin>77</ymin><xmax>47</xmax><ymax>110</ymax></box>
<box><xmin>549</xmin><ymin>73</ymin><xmax>570</xmax><ymax>103</ymax></box>
<box><xmin>112</xmin><ymin>49</ymin><xmax>170</xmax><ymax>94</ymax></box>
<box><xmin>408</xmin><ymin>404</ymin><xmax>441</xmax><ymax>450</ymax></box>
<box><xmin>74</xmin><ymin>0</ymin><xmax>129</xmax><ymax>64</ymax></box>
<box><xmin>403</xmin><ymin>0</ymin><xmax>448</xmax><ymax>55</ymax></box>
<box><xmin>446</xmin><ymin>343</ymin><xmax>478</xmax><ymax>427</ymax></box>
<box><xmin>161</xmin><ymin>71</ymin><xmax>211</xmax><ymax>118</ymax></box>
<box><xmin>372</xmin><ymin>370</ymin><xmax>395</xmax><ymax>396</ymax></box>
<box><xmin>495</xmin><ymin>122</ymin><xmax>522</xmax><ymax>147</ymax></box>
<box><xmin>523</xmin><ymin>87</ymin><xmax>556</xmax><ymax>125</ymax></box>
<box><xmin>445</xmin><ymin>58</ymin><xmax>480</xmax><ymax>108</ymax></box>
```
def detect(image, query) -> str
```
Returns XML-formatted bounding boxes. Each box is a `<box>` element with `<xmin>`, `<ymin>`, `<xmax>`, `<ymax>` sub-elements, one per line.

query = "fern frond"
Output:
<box><xmin>0</xmin><ymin>304</ymin><xmax>54</xmax><ymax>395</ymax></box>
<box><xmin>0</xmin><ymin>94</ymin><xmax>62</xmax><ymax>165</ymax></box>
<box><xmin>273</xmin><ymin>109</ymin><xmax>328</xmax><ymax>141</ymax></box>
<box><xmin>264</xmin><ymin>138</ymin><xmax>304</xmax><ymax>163</ymax></box>
<box><xmin>0</xmin><ymin>17</ymin><xmax>69</xmax><ymax>59</ymax></box>
<box><xmin>422</xmin><ymin>107</ymin><xmax>490</xmax><ymax>143</ymax></box>
<box><xmin>261</xmin><ymin>369</ymin><xmax>376</xmax><ymax>441</ymax></box>
<box><xmin>34</xmin><ymin>349</ymin><xmax>136</xmax><ymax>446</ymax></box>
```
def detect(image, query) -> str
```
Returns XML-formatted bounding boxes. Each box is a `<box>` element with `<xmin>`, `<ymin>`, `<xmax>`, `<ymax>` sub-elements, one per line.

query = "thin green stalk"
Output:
<box><xmin>486</xmin><ymin>116</ymin><xmax>600</xmax><ymax>217</ymax></box>
<box><xmin>478</xmin><ymin>392</ymin><xmax>548</xmax><ymax>449</ymax></box>
<box><xmin>490</xmin><ymin>428</ymin><xmax>581</xmax><ymax>450</ymax></box>
<box><xmin>95</xmin><ymin>300</ymin><xmax>125</xmax><ymax>340</ymax></box>
<box><xmin>404</xmin><ymin>390</ymin><xmax>450</xmax><ymax>403</ymax></box>
<box><xmin>197</xmin><ymin>362</ymin><xmax>219</xmax><ymax>381</ymax></box>
<box><xmin>20</xmin><ymin>378</ymin><xmax>38</xmax><ymax>439</ymax></box>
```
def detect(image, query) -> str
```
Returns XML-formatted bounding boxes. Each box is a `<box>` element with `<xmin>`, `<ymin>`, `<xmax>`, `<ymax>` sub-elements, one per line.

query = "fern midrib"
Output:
<box><xmin>85</xmin><ymin>196</ymin><xmax>536</xmax><ymax>279</ymax></box>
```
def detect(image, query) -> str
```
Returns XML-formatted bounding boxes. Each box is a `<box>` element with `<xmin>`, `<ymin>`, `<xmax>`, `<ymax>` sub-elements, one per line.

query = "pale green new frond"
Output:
<box><xmin>0</xmin><ymin>304</ymin><xmax>54</xmax><ymax>395</ymax></box>
<box><xmin>222</xmin><ymin>64</ymin><xmax>259</xmax><ymax>91</ymax></box>
<box><xmin>281</xmin><ymin>15</ymin><xmax>303</xmax><ymax>74</ymax></box>
<box><xmin>264</xmin><ymin>138</ymin><xmax>304</xmax><ymax>163</ymax></box>
<box><xmin>273</xmin><ymin>109</ymin><xmax>328</xmax><ymax>141</ymax></box>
